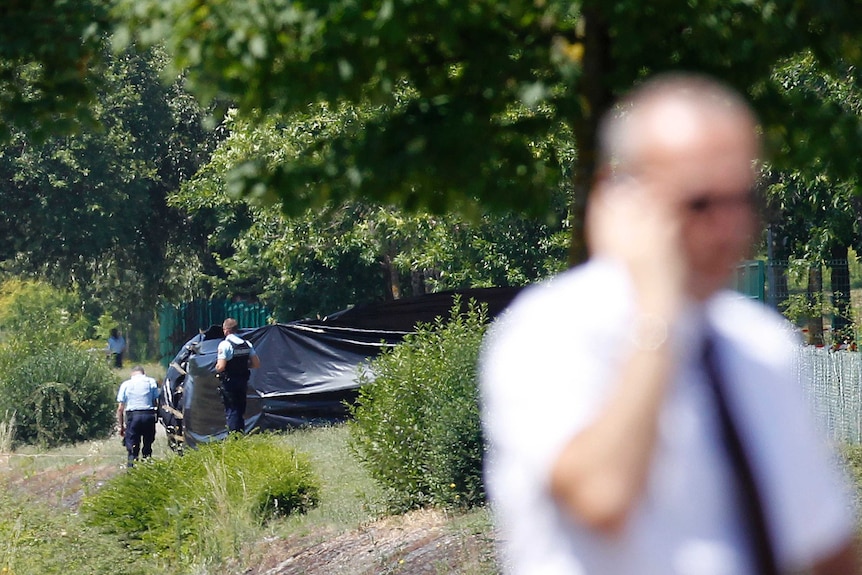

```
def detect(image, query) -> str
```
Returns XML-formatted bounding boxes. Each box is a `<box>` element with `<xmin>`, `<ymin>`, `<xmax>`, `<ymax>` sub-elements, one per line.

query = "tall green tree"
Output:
<box><xmin>115</xmin><ymin>0</ymin><xmax>862</xmax><ymax>262</ymax></box>
<box><xmin>0</xmin><ymin>1</ymin><xmax>112</xmax><ymax>141</ymax></box>
<box><xmin>0</xmin><ymin>46</ymin><xmax>214</xmax><ymax>353</ymax></box>
<box><xmin>173</xmin><ymin>105</ymin><xmax>569</xmax><ymax>319</ymax></box>
<box><xmin>764</xmin><ymin>52</ymin><xmax>862</xmax><ymax>339</ymax></box>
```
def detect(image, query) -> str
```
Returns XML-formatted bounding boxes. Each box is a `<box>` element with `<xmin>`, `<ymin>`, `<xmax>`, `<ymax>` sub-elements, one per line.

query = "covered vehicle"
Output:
<box><xmin>159</xmin><ymin>287</ymin><xmax>521</xmax><ymax>449</ymax></box>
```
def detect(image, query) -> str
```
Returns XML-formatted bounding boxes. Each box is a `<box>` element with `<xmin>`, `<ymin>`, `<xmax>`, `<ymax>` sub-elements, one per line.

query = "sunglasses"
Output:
<box><xmin>685</xmin><ymin>190</ymin><xmax>758</xmax><ymax>214</ymax></box>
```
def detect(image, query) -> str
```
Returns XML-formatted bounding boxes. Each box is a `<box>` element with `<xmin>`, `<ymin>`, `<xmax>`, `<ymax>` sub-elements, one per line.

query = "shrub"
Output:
<box><xmin>0</xmin><ymin>278</ymin><xmax>90</xmax><ymax>349</ymax></box>
<box><xmin>0</xmin><ymin>344</ymin><xmax>117</xmax><ymax>447</ymax></box>
<box><xmin>0</xmin><ymin>278</ymin><xmax>114</xmax><ymax>447</ymax></box>
<box><xmin>81</xmin><ymin>433</ymin><xmax>320</xmax><ymax>563</ymax></box>
<box><xmin>349</xmin><ymin>297</ymin><xmax>489</xmax><ymax>511</ymax></box>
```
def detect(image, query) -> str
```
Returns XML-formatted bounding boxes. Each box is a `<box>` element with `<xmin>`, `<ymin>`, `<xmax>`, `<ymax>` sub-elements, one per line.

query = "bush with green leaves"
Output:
<box><xmin>0</xmin><ymin>343</ymin><xmax>117</xmax><ymax>447</ymax></box>
<box><xmin>81</xmin><ymin>434</ymin><xmax>320</xmax><ymax>563</ymax></box>
<box><xmin>349</xmin><ymin>297</ymin><xmax>489</xmax><ymax>511</ymax></box>
<box><xmin>0</xmin><ymin>278</ymin><xmax>90</xmax><ymax>349</ymax></box>
<box><xmin>0</xmin><ymin>278</ymin><xmax>116</xmax><ymax>447</ymax></box>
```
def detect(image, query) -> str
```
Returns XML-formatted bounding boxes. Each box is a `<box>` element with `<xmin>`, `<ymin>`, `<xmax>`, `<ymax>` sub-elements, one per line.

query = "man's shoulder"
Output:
<box><xmin>128</xmin><ymin>374</ymin><xmax>157</xmax><ymax>386</ymax></box>
<box><xmin>503</xmin><ymin>258</ymin><xmax>629</xmax><ymax>322</ymax></box>
<box><xmin>225</xmin><ymin>334</ymin><xmax>249</xmax><ymax>345</ymax></box>
<box><xmin>709</xmin><ymin>291</ymin><xmax>800</xmax><ymax>350</ymax></box>
<box><xmin>484</xmin><ymin>259</ymin><xmax>629</xmax><ymax>361</ymax></box>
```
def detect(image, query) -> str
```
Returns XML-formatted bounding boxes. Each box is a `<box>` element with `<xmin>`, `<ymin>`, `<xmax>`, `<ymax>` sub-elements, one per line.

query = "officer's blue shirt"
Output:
<box><xmin>116</xmin><ymin>373</ymin><xmax>160</xmax><ymax>412</ymax></box>
<box><xmin>217</xmin><ymin>333</ymin><xmax>258</xmax><ymax>361</ymax></box>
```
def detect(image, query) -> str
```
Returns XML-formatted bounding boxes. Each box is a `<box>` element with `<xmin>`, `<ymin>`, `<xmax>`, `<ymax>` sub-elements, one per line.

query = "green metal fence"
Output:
<box><xmin>158</xmin><ymin>299</ymin><xmax>271</xmax><ymax>367</ymax></box>
<box><xmin>735</xmin><ymin>260</ymin><xmax>766</xmax><ymax>301</ymax></box>
<box><xmin>735</xmin><ymin>259</ymin><xmax>862</xmax><ymax>346</ymax></box>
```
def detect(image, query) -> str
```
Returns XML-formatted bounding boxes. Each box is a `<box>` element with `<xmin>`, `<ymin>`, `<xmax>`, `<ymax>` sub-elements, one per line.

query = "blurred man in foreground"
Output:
<box><xmin>480</xmin><ymin>73</ymin><xmax>860</xmax><ymax>575</ymax></box>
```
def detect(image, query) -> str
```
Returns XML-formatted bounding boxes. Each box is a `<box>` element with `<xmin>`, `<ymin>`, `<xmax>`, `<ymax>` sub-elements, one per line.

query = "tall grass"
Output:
<box><xmin>81</xmin><ymin>433</ymin><xmax>319</xmax><ymax>571</ymax></box>
<box><xmin>195</xmin><ymin>448</ymin><xmax>255</xmax><ymax>566</ymax></box>
<box><xmin>277</xmin><ymin>425</ymin><xmax>386</xmax><ymax>533</ymax></box>
<box><xmin>0</xmin><ymin>488</ymin><xmax>157</xmax><ymax>575</ymax></box>
<box><xmin>0</xmin><ymin>424</ymin><xmax>380</xmax><ymax>575</ymax></box>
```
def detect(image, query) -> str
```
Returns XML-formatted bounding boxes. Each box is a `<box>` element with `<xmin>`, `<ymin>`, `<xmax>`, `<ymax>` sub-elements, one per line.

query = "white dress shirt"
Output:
<box><xmin>480</xmin><ymin>258</ymin><xmax>855</xmax><ymax>575</ymax></box>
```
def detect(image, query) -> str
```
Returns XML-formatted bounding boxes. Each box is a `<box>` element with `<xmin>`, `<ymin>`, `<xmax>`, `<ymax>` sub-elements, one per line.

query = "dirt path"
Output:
<box><xmin>245</xmin><ymin>509</ymin><xmax>497</xmax><ymax>575</ymax></box>
<box><xmin>2</xmin><ymin>458</ymin><xmax>121</xmax><ymax>508</ymax></box>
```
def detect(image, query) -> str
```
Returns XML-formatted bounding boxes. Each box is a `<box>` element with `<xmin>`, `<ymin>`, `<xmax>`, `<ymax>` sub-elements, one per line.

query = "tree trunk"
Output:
<box><xmin>411</xmin><ymin>269</ymin><xmax>426</xmax><ymax>296</ymax></box>
<box><xmin>567</xmin><ymin>5</ymin><xmax>613</xmax><ymax>267</ymax></box>
<box><xmin>381</xmin><ymin>253</ymin><xmax>401</xmax><ymax>300</ymax></box>
<box><xmin>829</xmin><ymin>244</ymin><xmax>852</xmax><ymax>341</ymax></box>
<box><xmin>806</xmin><ymin>265</ymin><xmax>824</xmax><ymax>346</ymax></box>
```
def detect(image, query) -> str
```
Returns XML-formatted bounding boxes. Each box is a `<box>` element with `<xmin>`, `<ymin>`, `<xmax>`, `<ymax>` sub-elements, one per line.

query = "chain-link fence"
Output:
<box><xmin>798</xmin><ymin>346</ymin><xmax>862</xmax><ymax>445</ymax></box>
<box><xmin>734</xmin><ymin>262</ymin><xmax>862</xmax><ymax>443</ymax></box>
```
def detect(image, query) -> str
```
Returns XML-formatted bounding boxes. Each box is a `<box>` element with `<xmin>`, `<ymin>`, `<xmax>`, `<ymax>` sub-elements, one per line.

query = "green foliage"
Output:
<box><xmin>172</xmin><ymin>110</ymin><xmax>569</xmax><ymax>319</ymax></box>
<box><xmin>116</xmin><ymin>1</ymin><xmax>577</xmax><ymax>217</ymax></box>
<box><xmin>0</xmin><ymin>45</ymin><xmax>215</xmax><ymax>349</ymax></box>
<box><xmin>0</xmin><ymin>278</ymin><xmax>116</xmax><ymax>447</ymax></box>
<box><xmin>780</xmin><ymin>292</ymin><xmax>833</xmax><ymax>327</ymax></box>
<box><xmin>94</xmin><ymin>312</ymin><xmax>122</xmax><ymax>343</ymax></box>
<box><xmin>0</xmin><ymin>344</ymin><xmax>117</xmax><ymax>447</ymax></box>
<box><xmin>0</xmin><ymin>1</ymin><xmax>112</xmax><ymax>142</ymax></box>
<box><xmin>767</xmin><ymin>51</ymin><xmax>862</xmax><ymax>185</ymax></box>
<box><xmin>838</xmin><ymin>444</ymin><xmax>862</xmax><ymax>522</ymax></box>
<box><xmin>349</xmin><ymin>298</ymin><xmax>489</xmax><ymax>511</ymax></box>
<box><xmin>0</xmin><ymin>278</ymin><xmax>90</xmax><ymax>348</ymax></box>
<box><xmin>81</xmin><ymin>434</ymin><xmax>320</xmax><ymax>562</ymax></box>
<box><xmin>115</xmin><ymin>0</ymin><xmax>862</xmax><ymax>248</ymax></box>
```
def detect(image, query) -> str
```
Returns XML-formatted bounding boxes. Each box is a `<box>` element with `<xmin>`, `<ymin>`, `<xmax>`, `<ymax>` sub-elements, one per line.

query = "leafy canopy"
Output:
<box><xmin>0</xmin><ymin>0</ymin><xmax>111</xmax><ymax>141</ymax></box>
<box><xmin>114</xmin><ymin>0</ymin><xmax>862</xmax><ymax>231</ymax></box>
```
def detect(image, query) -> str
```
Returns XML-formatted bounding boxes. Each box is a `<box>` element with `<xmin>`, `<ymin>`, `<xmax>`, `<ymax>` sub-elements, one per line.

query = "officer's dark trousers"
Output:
<box><xmin>125</xmin><ymin>410</ymin><xmax>157</xmax><ymax>466</ymax></box>
<box><xmin>221</xmin><ymin>379</ymin><xmax>248</xmax><ymax>433</ymax></box>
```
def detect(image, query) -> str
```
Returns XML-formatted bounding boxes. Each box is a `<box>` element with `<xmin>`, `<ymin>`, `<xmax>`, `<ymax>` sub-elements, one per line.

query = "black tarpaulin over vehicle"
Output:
<box><xmin>159</xmin><ymin>287</ymin><xmax>521</xmax><ymax>449</ymax></box>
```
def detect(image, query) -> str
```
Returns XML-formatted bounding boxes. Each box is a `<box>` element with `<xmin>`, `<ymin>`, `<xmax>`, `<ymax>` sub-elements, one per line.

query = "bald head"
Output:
<box><xmin>592</xmin><ymin>74</ymin><xmax>761</xmax><ymax>300</ymax></box>
<box><xmin>598</xmin><ymin>74</ymin><xmax>760</xmax><ymax>179</ymax></box>
<box><xmin>223</xmin><ymin>318</ymin><xmax>239</xmax><ymax>334</ymax></box>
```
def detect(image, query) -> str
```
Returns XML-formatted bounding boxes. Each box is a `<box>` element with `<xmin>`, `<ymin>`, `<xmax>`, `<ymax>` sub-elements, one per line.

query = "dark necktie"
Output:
<box><xmin>702</xmin><ymin>334</ymin><xmax>780</xmax><ymax>575</ymax></box>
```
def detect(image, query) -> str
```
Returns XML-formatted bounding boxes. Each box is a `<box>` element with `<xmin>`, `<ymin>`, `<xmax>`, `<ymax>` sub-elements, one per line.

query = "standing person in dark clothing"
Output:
<box><xmin>117</xmin><ymin>366</ymin><xmax>160</xmax><ymax>467</ymax></box>
<box><xmin>107</xmin><ymin>328</ymin><xmax>126</xmax><ymax>368</ymax></box>
<box><xmin>216</xmin><ymin>318</ymin><xmax>260</xmax><ymax>434</ymax></box>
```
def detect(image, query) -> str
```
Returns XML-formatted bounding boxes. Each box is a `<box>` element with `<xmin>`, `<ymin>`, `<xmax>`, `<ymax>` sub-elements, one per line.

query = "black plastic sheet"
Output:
<box><xmin>159</xmin><ymin>287</ymin><xmax>521</xmax><ymax>448</ymax></box>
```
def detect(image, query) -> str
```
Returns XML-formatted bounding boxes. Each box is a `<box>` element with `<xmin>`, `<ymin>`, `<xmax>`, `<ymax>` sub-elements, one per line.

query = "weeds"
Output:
<box><xmin>0</xmin><ymin>488</ymin><xmax>156</xmax><ymax>575</ymax></box>
<box><xmin>1</xmin><ymin>412</ymin><xmax>494</xmax><ymax>575</ymax></box>
<box><xmin>81</xmin><ymin>433</ymin><xmax>319</xmax><ymax>566</ymax></box>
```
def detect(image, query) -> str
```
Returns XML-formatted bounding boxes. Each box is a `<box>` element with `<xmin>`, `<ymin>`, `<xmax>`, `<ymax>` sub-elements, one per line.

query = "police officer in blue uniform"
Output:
<box><xmin>116</xmin><ymin>366</ymin><xmax>160</xmax><ymax>467</ymax></box>
<box><xmin>215</xmin><ymin>318</ymin><xmax>260</xmax><ymax>433</ymax></box>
